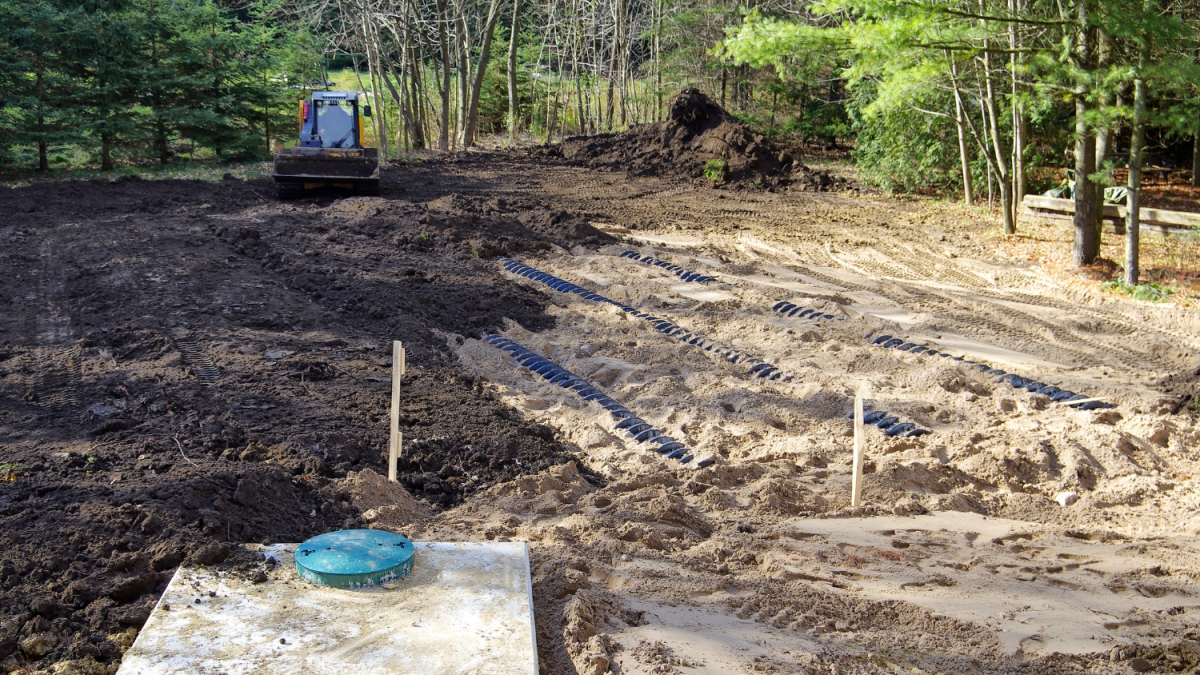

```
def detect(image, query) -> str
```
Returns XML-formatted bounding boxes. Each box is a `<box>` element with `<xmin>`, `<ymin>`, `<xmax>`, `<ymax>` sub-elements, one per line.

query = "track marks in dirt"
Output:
<box><xmin>24</xmin><ymin>344</ymin><xmax>82</xmax><ymax>410</ymax></box>
<box><xmin>496</xmin><ymin>157</ymin><xmax>1197</xmax><ymax>384</ymax></box>
<box><xmin>170</xmin><ymin>330</ymin><xmax>220</xmax><ymax>383</ymax></box>
<box><xmin>715</xmin><ymin>237</ymin><xmax>1192</xmax><ymax>378</ymax></box>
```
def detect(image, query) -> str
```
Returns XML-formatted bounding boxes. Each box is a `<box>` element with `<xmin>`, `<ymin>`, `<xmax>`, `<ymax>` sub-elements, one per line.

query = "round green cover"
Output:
<box><xmin>294</xmin><ymin>529</ymin><xmax>414</xmax><ymax>589</ymax></box>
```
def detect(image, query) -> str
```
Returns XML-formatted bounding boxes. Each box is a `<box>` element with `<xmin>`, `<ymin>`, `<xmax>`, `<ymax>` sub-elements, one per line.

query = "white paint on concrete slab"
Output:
<box><xmin>117</xmin><ymin>541</ymin><xmax>537</xmax><ymax>675</ymax></box>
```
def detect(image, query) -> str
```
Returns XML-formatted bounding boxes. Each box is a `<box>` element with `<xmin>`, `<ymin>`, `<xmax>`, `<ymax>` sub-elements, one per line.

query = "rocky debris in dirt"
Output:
<box><xmin>420</xmin><ymin>460</ymin><xmax>1102</xmax><ymax>673</ymax></box>
<box><xmin>630</xmin><ymin>639</ymin><xmax>702</xmax><ymax>674</ymax></box>
<box><xmin>563</xmin><ymin>590</ymin><xmax>628</xmax><ymax>675</ymax></box>
<box><xmin>41</xmin><ymin>656</ymin><xmax>115</xmax><ymax>675</ymax></box>
<box><xmin>416</xmin><ymin>193</ymin><xmax>613</xmax><ymax>256</ymax></box>
<box><xmin>1056</xmin><ymin>491</ymin><xmax>1080</xmax><ymax>506</ymax></box>
<box><xmin>392</xmin><ymin>401</ymin><xmax>578</xmax><ymax>509</ymax></box>
<box><xmin>892</xmin><ymin>496</ymin><xmax>927</xmax><ymax>516</ymax></box>
<box><xmin>1155</xmin><ymin>364</ymin><xmax>1200</xmax><ymax>411</ymax></box>
<box><xmin>339</xmin><ymin>468</ymin><xmax>432</xmax><ymax>531</ymax></box>
<box><xmin>1075</xmin><ymin>257</ymin><xmax>1121</xmax><ymax>282</ymax></box>
<box><xmin>19</xmin><ymin>632</ymin><xmax>58</xmax><ymax>658</ymax></box>
<box><xmin>538</xmin><ymin>88</ymin><xmax>842</xmax><ymax>191</ymax></box>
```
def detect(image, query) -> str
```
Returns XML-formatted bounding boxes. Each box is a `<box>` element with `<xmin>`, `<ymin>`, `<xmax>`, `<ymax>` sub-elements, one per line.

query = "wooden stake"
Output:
<box><xmin>851</xmin><ymin>390</ymin><xmax>864</xmax><ymax>507</ymax></box>
<box><xmin>388</xmin><ymin>341</ymin><xmax>405</xmax><ymax>482</ymax></box>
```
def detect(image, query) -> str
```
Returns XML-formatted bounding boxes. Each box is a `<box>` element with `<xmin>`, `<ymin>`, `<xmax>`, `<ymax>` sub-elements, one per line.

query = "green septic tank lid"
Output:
<box><xmin>294</xmin><ymin>529</ymin><xmax>415</xmax><ymax>589</ymax></box>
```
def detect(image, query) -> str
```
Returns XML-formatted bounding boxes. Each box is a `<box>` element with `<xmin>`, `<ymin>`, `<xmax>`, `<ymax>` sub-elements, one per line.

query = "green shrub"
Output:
<box><xmin>1102</xmin><ymin>280</ymin><xmax>1175</xmax><ymax>302</ymax></box>
<box><xmin>704</xmin><ymin>159</ymin><xmax>727</xmax><ymax>182</ymax></box>
<box><xmin>0</xmin><ymin>462</ymin><xmax>25</xmax><ymax>481</ymax></box>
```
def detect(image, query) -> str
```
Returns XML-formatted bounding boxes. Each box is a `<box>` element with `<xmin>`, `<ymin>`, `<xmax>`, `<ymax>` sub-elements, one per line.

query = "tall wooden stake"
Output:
<box><xmin>389</xmin><ymin>341</ymin><xmax>405</xmax><ymax>482</ymax></box>
<box><xmin>851</xmin><ymin>390</ymin><xmax>864</xmax><ymax>507</ymax></box>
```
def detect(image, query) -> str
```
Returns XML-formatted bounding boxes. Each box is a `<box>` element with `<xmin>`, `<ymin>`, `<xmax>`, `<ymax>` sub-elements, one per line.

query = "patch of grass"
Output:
<box><xmin>1188</xmin><ymin>395</ymin><xmax>1200</xmax><ymax>412</ymax></box>
<box><xmin>1103</xmin><ymin>280</ymin><xmax>1175</xmax><ymax>302</ymax></box>
<box><xmin>389</xmin><ymin>152</ymin><xmax>424</xmax><ymax>165</ymax></box>
<box><xmin>1</xmin><ymin>462</ymin><xmax>26</xmax><ymax>481</ymax></box>
<box><xmin>1</xmin><ymin>160</ymin><xmax>273</xmax><ymax>188</ymax></box>
<box><xmin>704</xmin><ymin>159</ymin><xmax>727</xmax><ymax>182</ymax></box>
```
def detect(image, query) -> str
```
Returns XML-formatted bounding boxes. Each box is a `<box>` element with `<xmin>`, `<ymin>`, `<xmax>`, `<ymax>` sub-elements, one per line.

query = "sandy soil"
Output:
<box><xmin>3</xmin><ymin>153</ymin><xmax>1200</xmax><ymax>674</ymax></box>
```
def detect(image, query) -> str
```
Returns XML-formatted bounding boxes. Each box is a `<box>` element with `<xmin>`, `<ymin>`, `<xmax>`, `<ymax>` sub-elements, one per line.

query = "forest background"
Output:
<box><xmin>2</xmin><ymin>0</ymin><xmax>1200</xmax><ymax>275</ymax></box>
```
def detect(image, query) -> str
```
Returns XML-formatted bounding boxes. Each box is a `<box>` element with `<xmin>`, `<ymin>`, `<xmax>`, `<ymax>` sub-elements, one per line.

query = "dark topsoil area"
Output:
<box><xmin>0</xmin><ymin>165</ymin><xmax>613</xmax><ymax>669</ymax></box>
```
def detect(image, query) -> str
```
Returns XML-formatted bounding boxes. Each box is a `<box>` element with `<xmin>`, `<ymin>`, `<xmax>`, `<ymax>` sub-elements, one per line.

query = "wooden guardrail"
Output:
<box><xmin>1020</xmin><ymin>194</ymin><xmax>1200</xmax><ymax>235</ymax></box>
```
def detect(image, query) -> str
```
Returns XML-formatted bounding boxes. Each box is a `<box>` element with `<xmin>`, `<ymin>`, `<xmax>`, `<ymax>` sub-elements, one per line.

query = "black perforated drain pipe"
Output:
<box><xmin>482</xmin><ymin>335</ymin><xmax>712</xmax><ymax>469</ymax></box>
<box><xmin>862</xmin><ymin>330</ymin><xmax>1111</xmax><ymax>410</ymax></box>
<box><xmin>500</xmin><ymin>258</ymin><xmax>792</xmax><ymax>382</ymax></box>
<box><xmin>619</xmin><ymin>250</ymin><xmax>717</xmax><ymax>283</ymax></box>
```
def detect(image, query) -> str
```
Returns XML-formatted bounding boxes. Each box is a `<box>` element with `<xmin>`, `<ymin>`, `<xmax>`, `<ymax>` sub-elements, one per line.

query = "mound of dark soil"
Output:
<box><xmin>541</xmin><ymin>88</ymin><xmax>840</xmax><ymax>191</ymax></box>
<box><xmin>0</xmin><ymin>175</ymin><xmax>609</xmax><ymax>670</ymax></box>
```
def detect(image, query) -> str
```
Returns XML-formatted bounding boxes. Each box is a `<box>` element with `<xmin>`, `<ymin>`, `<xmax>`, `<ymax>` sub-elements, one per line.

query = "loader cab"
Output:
<box><xmin>299</xmin><ymin>91</ymin><xmax>371</xmax><ymax>150</ymax></box>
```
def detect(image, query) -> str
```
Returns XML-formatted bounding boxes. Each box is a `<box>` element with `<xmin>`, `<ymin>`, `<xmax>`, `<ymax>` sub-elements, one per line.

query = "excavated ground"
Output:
<box><xmin>2</xmin><ymin>152</ymin><xmax>1200</xmax><ymax>675</ymax></box>
<box><xmin>538</xmin><ymin>88</ymin><xmax>844</xmax><ymax>193</ymax></box>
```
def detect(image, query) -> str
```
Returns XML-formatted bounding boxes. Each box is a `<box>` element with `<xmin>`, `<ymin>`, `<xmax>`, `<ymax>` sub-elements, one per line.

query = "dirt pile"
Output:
<box><xmin>542</xmin><ymin>88</ymin><xmax>839</xmax><ymax>191</ymax></box>
<box><xmin>340</xmin><ymin>468</ymin><xmax>432</xmax><ymax>531</ymax></box>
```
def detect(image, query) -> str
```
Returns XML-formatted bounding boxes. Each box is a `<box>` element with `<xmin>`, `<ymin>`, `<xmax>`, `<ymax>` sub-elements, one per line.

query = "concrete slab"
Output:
<box><xmin>117</xmin><ymin>541</ymin><xmax>537</xmax><ymax>675</ymax></box>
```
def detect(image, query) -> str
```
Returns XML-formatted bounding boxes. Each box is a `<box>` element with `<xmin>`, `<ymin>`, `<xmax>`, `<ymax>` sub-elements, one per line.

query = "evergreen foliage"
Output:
<box><xmin>0</xmin><ymin>0</ymin><xmax>319</xmax><ymax>170</ymax></box>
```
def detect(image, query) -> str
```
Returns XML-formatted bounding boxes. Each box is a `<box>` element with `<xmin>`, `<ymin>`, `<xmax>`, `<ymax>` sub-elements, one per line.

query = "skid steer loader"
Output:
<box><xmin>272</xmin><ymin>91</ymin><xmax>380</xmax><ymax>199</ymax></box>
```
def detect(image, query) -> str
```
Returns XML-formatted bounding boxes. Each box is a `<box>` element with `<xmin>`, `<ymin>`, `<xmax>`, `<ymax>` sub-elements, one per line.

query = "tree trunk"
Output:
<box><xmin>365</xmin><ymin>31</ymin><xmax>389</xmax><ymax>158</ymax></box>
<box><xmin>1010</xmin><ymin>0</ymin><xmax>1026</xmax><ymax>210</ymax></box>
<box><xmin>464</xmin><ymin>0</ymin><xmax>502</xmax><ymax>147</ymax></box>
<box><xmin>1073</xmin><ymin>99</ymin><xmax>1099</xmax><ymax>265</ymax></box>
<box><xmin>36</xmin><ymin>61</ymin><xmax>48</xmax><ymax>172</ymax></box>
<box><xmin>101</xmin><ymin>132</ymin><xmax>113</xmax><ymax>171</ymax></box>
<box><xmin>982</xmin><ymin>103</ymin><xmax>993</xmax><ymax>207</ymax></box>
<box><xmin>768</xmin><ymin>89</ymin><xmax>778</xmax><ymax>134</ymax></box>
<box><xmin>983</xmin><ymin>50</ymin><xmax>1014</xmax><ymax>234</ymax></box>
<box><xmin>605</xmin><ymin>60</ymin><xmax>616</xmax><ymax>131</ymax></box>
<box><xmin>457</xmin><ymin>19</ymin><xmax>470</xmax><ymax>148</ymax></box>
<box><xmin>654</xmin><ymin>0</ymin><xmax>662</xmax><ymax>121</ymax></box>
<box><xmin>574</xmin><ymin>59</ymin><xmax>585</xmax><ymax>135</ymax></box>
<box><xmin>156</xmin><ymin>119</ymin><xmax>170</xmax><ymax>164</ymax></box>
<box><xmin>409</xmin><ymin>40</ymin><xmax>426</xmax><ymax>150</ymax></box>
<box><xmin>950</xmin><ymin>56</ymin><xmax>973</xmax><ymax>204</ymax></box>
<box><xmin>507</xmin><ymin>0</ymin><xmax>522</xmax><ymax>140</ymax></box>
<box><xmin>1125</xmin><ymin>53</ymin><xmax>1147</xmax><ymax>286</ymax></box>
<box><xmin>375</xmin><ymin>33</ymin><xmax>410</xmax><ymax>152</ymax></box>
<box><xmin>1192</xmin><ymin>132</ymin><xmax>1199</xmax><ymax>188</ymax></box>
<box><xmin>437</xmin><ymin>0</ymin><xmax>451</xmax><ymax>151</ymax></box>
<box><xmin>1015</xmin><ymin>99</ymin><xmax>1026</xmax><ymax>205</ymax></box>
<box><xmin>1093</xmin><ymin>29</ymin><xmax>1113</xmax><ymax>240</ymax></box>
<box><xmin>544</xmin><ymin>86</ymin><xmax>559</xmax><ymax>143</ymax></box>
<box><xmin>1071</xmin><ymin>0</ymin><xmax>1099</xmax><ymax>266</ymax></box>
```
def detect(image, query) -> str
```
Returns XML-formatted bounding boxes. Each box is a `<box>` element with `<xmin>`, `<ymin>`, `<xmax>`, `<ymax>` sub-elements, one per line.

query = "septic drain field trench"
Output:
<box><xmin>2</xmin><ymin>156</ymin><xmax>1200</xmax><ymax>674</ymax></box>
<box><xmin>465</xmin><ymin>245</ymin><xmax>1133</xmax><ymax>470</ymax></box>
